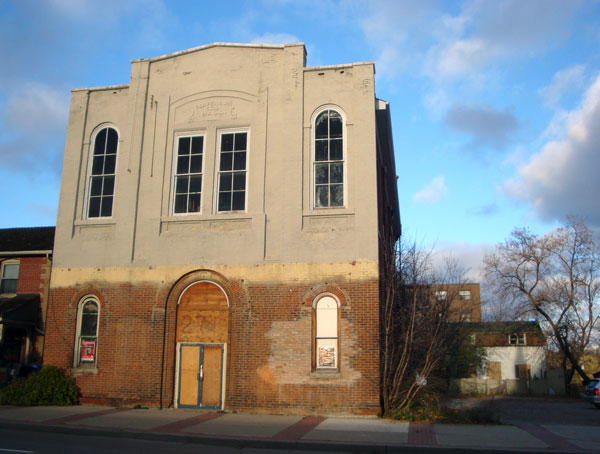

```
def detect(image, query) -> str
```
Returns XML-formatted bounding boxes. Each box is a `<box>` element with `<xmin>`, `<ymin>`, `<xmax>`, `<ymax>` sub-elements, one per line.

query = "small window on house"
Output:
<box><xmin>217</xmin><ymin>130</ymin><xmax>248</xmax><ymax>212</ymax></box>
<box><xmin>315</xmin><ymin>295</ymin><xmax>339</xmax><ymax>369</ymax></box>
<box><xmin>87</xmin><ymin>127</ymin><xmax>118</xmax><ymax>218</ymax></box>
<box><xmin>509</xmin><ymin>333</ymin><xmax>526</xmax><ymax>345</ymax></box>
<box><xmin>459</xmin><ymin>290</ymin><xmax>471</xmax><ymax>300</ymax></box>
<box><xmin>460</xmin><ymin>312</ymin><xmax>472</xmax><ymax>322</ymax></box>
<box><xmin>435</xmin><ymin>290</ymin><xmax>447</xmax><ymax>301</ymax></box>
<box><xmin>172</xmin><ymin>134</ymin><xmax>204</xmax><ymax>214</ymax></box>
<box><xmin>314</xmin><ymin>109</ymin><xmax>344</xmax><ymax>208</ymax></box>
<box><xmin>75</xmin><ymin>297</ymin><xmax>99</xmax><ymax>366</ymax></box>
<box><xmin>0</xmin><ymin>261</ymin><xmax>19</xmax><ymax>294</ymax></box>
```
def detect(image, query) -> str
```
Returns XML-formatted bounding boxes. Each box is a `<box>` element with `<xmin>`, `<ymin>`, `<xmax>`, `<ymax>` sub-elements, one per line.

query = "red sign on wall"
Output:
<box><xmin>80</xmin><ymin>340</ymin><xmax>96</xmax><ymax>362</ymax></box>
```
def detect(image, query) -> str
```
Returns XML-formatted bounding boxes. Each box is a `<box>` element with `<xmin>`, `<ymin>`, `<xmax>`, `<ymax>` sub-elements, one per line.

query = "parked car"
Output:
<box><xmin>584</xmin><ymin>379</ymin><xmax>600</xmax><ymax>409</ymax></box>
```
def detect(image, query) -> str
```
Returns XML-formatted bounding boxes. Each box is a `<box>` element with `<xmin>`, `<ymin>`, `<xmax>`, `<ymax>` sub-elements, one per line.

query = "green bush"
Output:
<box><xmin>0</xmin><ymin>366</ymin><xmax>79</xmax><ymax>406</ymax></box>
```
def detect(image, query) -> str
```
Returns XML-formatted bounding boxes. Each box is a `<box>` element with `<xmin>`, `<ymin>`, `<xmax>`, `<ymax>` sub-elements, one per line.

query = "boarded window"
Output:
<box><xmin>516</xmin><ymin>364</ymin><xmax>531</xmax><ymax>380</ymax></box>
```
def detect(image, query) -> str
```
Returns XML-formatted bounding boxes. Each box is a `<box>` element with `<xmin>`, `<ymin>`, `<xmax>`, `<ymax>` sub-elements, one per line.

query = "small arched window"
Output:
<box><xmin>314</xmin><ymin>109</ymin><xmax>344</xmax><ymax>208</ymax></box>
<box><xmin>75</xmin><ymin>297</ymin><xmax>99</xmax><ymax>366</ymax></box>
<box><xmin>87</xmin><ymin>127</ymin><xmax>118</xmax><ymax>218</ymax></box>
<box><xmin>314</xmin><ymin>295</ymin><xmax>340</xmax><ymax>369</ymax></box>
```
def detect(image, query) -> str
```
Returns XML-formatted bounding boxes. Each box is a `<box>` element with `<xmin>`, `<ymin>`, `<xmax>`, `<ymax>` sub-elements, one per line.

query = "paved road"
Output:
<box><xmin>491</xmin><ymin>396</ymin><xmax>600</xmax><ymax>425</ymax></box>
<box><xmin>0</xmin><ymin>428</ymin><xmax>336</xmax><ymax>454</ymax></box>
<box><xmin>446</xmin><ymin>395</ymin><xmax>600</xmax><ymax>425</ymax></box>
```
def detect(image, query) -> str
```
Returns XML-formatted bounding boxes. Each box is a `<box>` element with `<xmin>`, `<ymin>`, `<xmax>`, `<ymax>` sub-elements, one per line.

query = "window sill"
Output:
<box><xmin>160</xmin><ymin>213</ymin><xmax>265</xmax><ymax>235</ymax></box>
<box><xmin>71</xmin><ymin>366</ymin><xmax>98</xmax><ymax>376</ymax></box>
<box><xmin>74</xmin><ymin>219</ymin><xmax>116</xmax><ymax>228</ymax></box>
<box><xmin>303</xmin><ymin>208</ymin><xmax>354</xmax><ymax>217</ymax></box>
<box><xmin>310</xmin><ymin>370</ymin><xmax>341</xmax><ymax>379</ymax></box>
<box><xmin>162</xmin><ymin>212</ymin><xmax>254</xmax><ymax>223</ymax></box>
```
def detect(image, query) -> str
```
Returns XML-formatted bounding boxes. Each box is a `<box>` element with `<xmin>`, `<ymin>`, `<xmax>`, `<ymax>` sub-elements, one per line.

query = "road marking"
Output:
<box><xmin>0</xmin><ymin>449</ymin><xmax>34</xmax><ymax>453</ymax></box>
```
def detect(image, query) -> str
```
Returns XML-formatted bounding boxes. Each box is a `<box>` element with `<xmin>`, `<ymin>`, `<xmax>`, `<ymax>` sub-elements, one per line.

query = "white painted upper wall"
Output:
<box><xmin>54</xmin><ymin>43</ymin><xmax>382</xmax><ymax>268</ymax></box>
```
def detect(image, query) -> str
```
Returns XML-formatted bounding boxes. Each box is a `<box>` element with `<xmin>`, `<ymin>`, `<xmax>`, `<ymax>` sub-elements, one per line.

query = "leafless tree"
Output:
<box><xmin>380</xmin><ymin>238</ymin><xmax>467</xmax><ymax>416</ymax></box>
<box><xmin>484</xmin><ymin>217</ymin><xmax>600</xmax><ymax>384</ymax></box>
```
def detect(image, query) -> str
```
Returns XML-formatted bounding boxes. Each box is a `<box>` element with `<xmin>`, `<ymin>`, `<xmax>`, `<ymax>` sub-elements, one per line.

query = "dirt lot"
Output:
<box><xmin>446</xmin><ymin>396</ymin><xmax>600</xmax><ymax>425</ymax></box>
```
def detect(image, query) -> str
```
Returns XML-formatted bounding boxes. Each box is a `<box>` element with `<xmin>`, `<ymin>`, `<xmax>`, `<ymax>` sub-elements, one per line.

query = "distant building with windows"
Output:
<box><xmin>43</xmin><ymin>43</ymin><xmax>400</xmax><ymax>413</ymax></box>
<box><xmin>0</xmin><ymin>227</ymin><xmax>54</xmax><ymax>381</ymax></box>
<box><xmin>433</xmin><ymin>283</ymin><xmax>482</xmax><ymax>322</ymax></box>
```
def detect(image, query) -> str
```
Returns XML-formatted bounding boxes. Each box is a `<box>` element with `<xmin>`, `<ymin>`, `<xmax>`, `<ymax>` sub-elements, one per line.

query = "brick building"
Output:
<box><xmin>433</xmin><ymin>283</ymin><xmax>482</xmax><ymax>322</ymax></box>
<box><xmin>0</xmin><ymin>227</ymin><xmax>54</xmax><ymax>380</ymax></box>
<box><xmin>44</xmin><ymin>43</ymin><xmax>400</xmax><ymax>413</ymax></box>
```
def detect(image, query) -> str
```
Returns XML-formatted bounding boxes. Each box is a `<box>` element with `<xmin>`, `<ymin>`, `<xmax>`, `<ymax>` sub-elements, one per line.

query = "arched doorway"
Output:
<box><xmin>175</xmin><ymin>281</ymin><xmax>229</xmax><ymax>409</ymax></box>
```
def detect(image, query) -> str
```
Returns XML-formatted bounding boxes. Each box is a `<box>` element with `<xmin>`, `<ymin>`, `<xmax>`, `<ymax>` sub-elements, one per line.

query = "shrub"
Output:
<box><xmin>0</xmin><ymin>366</ymin><xmax>79</xmax><ymax>406</ymax></box>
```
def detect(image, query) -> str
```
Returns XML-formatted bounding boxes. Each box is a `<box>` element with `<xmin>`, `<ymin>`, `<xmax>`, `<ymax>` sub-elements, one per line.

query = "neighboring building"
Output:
<box><xmin>433</xmin><ymin>283</ymin><xmax>482</xmax><ymax>322</ymax></box>
<box><xmin>0</xmin><ymin>227</ymin><xmax>54</xmax><ymax>380</ymax></box>
<box><xmin>448</xmin><ymin>321</ymin><xmax>553</xmax><ymax>395</ymax></box>
<box><xmin>44</xmin><ymin>43</ymin><xmax>400</xmax><ymax>413</ymax></box>
<box><xmin>472</xmin><ymin>321</ymin><xmax>546</xmax><ymax>380</ymax></box>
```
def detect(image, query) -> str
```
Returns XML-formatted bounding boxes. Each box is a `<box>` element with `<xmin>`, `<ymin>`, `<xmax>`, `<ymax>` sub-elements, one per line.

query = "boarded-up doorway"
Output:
<box><xmin>175</xmin><ymin>281</ymin><xmax>228</xmax><ymax>409</ymax></box>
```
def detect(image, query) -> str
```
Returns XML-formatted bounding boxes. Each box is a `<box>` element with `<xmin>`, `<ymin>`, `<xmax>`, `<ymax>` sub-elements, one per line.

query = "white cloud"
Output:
<box><xmin>413</xmin><ymin>176</ymin><xmax>448</xmax><ymax>204</ymax></box>
<box><xmin>250</xmin><ymin>33</ymin><xmax>300</xmax><ymax>45</ymax></box>
<box><xmin>504</xmin><ymin>74</ymin><xmax>600</xmax><ymax>227</ymax></box>
<box><xmin>360</xmin><ymin>0</ymin><xmax>584</xmax><ymax>84</ymax></box>
<box><xmin>5</xmin><ymin>84</ymin><xmax>69</xmax><ymax>134</ymax></box>
<box><xmin>538</xmin><ymin>65</ymin><xmax>587</xmax><ymax>108</ymax></box>
<box><xmin>430</xmin><ymin>241</ymin><xmax>491</xmax><ymax>283</ymax></box>
<box><xmin>0</xmin><ymin>83</ymin><xmax>68</xmax><ymax>172</ymax></box>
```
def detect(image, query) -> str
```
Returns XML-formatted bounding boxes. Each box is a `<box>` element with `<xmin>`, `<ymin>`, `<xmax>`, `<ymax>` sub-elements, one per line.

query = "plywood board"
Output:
<box><xmin>177</xmin><ymin>282</ymin><xmax>229</xmax><ymax>343</ymax></box>
<box><xmin>202</xmin><ymin>346</ymin><xmax>223</xmax><ymax>407</ymax></box>
<box><xmin>179</xmin><ymin>345</ymin><xmax>200</xmax><ymax>406</ymax></box>
<box><xmin>179</xmin><ymin>282</ymin><xmax>228</xmax><ymax>311</ymax></box>
<box><xmin>177</xmin><ymin>310</ymin><xmax>228</xmax><ymax>342</ymax></box>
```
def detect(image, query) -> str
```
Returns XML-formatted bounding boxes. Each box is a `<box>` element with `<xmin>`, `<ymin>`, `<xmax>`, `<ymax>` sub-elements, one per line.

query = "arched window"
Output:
<box><xmin>75</xmin><ymin>297</ymin><xmax>99</xmax><ymax>366</ymax></box>
<box><xmin>87</xmin><ymin>127</ymin><xmax>118</xmax><ymax>218</ymax></box>
<box><xmin>313</xmin><ymin>109</ymin><xmax>344</xmax><ymax>208</ymax></box>
<box><xmin>314</xmin><ymin>295</ymin><xmax>339</xmax><ymax>369</ymax></box>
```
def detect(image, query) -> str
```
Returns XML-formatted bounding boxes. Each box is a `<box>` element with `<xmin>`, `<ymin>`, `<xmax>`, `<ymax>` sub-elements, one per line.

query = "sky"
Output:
<box><xmin>1</xmin><ymin>0</ymin><xmax>600</xmax><ymax>280</ymax></box>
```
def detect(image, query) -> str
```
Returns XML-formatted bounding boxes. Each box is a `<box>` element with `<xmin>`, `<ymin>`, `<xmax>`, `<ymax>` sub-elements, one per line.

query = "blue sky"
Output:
<box><xmin>1</xmin><ymin>0</ymin><xmax>600</xmax><ymax>278</ymax></box>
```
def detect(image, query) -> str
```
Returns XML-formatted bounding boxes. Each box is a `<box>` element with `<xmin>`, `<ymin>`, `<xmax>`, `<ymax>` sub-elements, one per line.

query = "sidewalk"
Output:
<box><xmin>1</xmin><ymin>404</ymin><xmax>599</xmax><ymax>453</ymax></box>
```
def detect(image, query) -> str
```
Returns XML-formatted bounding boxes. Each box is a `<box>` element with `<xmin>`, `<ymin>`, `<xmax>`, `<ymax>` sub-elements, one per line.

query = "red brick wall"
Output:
<box><xmin>44</xmin><ymin>269</ymin><xmax>380</xmax><ymax>414</ymax></box>
<box><xmin>15</xmin><ymin>256</ymin><xmax>51</xmax><ymax>361</ymax></box>
<box><xmin>16</xmin><ymin>257</ymin><xmax>50</xmax><ymax>294</ymax></box>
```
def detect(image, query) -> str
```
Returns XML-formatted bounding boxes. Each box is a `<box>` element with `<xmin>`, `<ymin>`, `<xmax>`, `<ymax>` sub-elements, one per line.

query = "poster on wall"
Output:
<box><xmin>80</xmin><ymin>340</ymin><xmax>96</xmax><ymax>362</ymax></box>
<box><xmin>318</xmin><ymin>346</ymin><xmax>336</xmax><ymax>368</ymax></box>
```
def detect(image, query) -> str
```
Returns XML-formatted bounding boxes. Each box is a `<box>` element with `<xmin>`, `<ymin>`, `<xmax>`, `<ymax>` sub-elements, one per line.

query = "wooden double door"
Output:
<box><xmin>175</xmin><ymin>281</ymin><xmax>229</xmax><ymax>409</ymax></box>
<box><xmin>178</xmin><ymin>343</ymin><xmax>225</xmax><ymax>408</ymax></box>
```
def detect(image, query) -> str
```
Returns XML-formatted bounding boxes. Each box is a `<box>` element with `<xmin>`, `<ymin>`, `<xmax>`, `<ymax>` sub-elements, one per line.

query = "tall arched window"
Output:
<box><xmin>314</xmin><ymin>295</ymin><xmax>340</xmax><ymax>369</ymax></box>
<box><xmin>87</xmin><ymin>127</ymin><xmax>118</xmax><ymax>218</ymax></box>
<box><xmin>75</xmin><ymin>297</ymin><xmax>99</xmax><ymax>366</ymax></box>
<box><xmin>314</xmin><ymin>109</ymin><xmax>344</xmax><ymax>208</ymax></box>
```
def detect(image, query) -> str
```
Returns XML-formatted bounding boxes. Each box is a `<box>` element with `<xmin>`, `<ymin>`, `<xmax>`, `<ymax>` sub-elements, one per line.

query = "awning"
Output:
<box><xmin>0</xmin><ymin>294</ymin><xmax>42</xmax><ymax>327</ymax></box>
